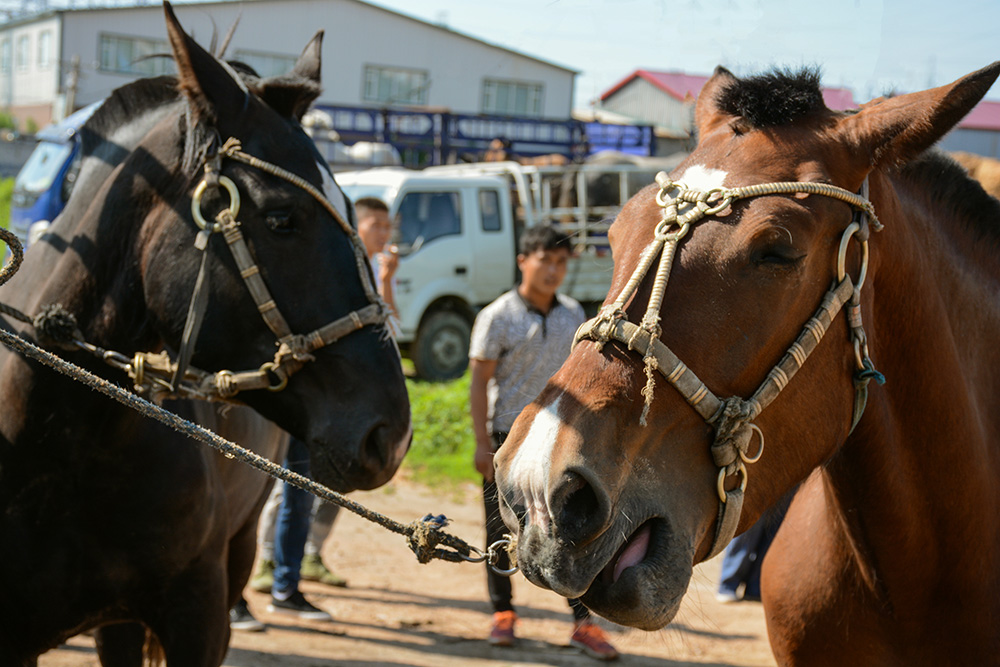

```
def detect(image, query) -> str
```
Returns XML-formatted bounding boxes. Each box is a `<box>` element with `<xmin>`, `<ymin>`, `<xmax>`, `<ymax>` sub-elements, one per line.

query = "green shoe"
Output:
<box><xmin>249</xmin><ymin>558</ymin><xmax>275</xmax><ymax>593</ymax></box>
<box><xmin>300</xmin><ymin>553</ymin><xmax>348</xmax><ymax>587</ymax></box>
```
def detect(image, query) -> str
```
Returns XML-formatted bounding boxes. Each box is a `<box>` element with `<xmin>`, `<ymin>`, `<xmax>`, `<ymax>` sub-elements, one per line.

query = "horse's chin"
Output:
<box><xmin>516</xmin><ymin>516</ymin><xmax>694</xmax><ymax>631</ymax></box>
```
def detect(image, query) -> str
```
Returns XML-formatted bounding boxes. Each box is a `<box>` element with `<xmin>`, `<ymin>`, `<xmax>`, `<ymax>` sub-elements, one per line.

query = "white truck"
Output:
<box><xmin>335</xmin><ymin>158</ymin><xmax>685</xmax><ymax>380</ymax></box>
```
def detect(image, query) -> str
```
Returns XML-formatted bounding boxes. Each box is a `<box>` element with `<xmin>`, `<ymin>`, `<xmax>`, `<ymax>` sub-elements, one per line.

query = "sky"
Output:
<box><xmin>366</xmin><ymin>0</ymin><xmax>1000</xmax><ymax>110</ymax></box>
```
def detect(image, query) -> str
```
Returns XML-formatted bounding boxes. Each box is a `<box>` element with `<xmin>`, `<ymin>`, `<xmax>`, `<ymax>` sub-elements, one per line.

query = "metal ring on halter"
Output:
<box><xmin>132</xmin><ymin>353</ymin><xmax>145</xmax><ymax>388</ymax></box>
<box><xmin>739</xmin><ymin>423</ymin><xmax>765</xmax><ymax>464</ymax></box>
<box><xmin>717</xmin><ymin>460</ymin><xmax>748</xmax><ymax>504</ymax></box>
<box><xmin>836</xmin><ymin>222</ymin><xmax>869</xmax><ymax>290</ymax></box>
<box><xmin>458</xmin><ymin>544</ymin><xmax>487</xmax><ymax>563</ymax></box>
<box><xmin>191</xmin><ymin>175</ymin><xmax>241</xmax><ymax>233</ymax></box>
<box><xmin>259</xmin><ymin>362</ymin><xmax>288</xmax><ymax>392</ymax></box>
<box><xmin>486</xmin><ymin>538</ymin><xmax>519</xmax><ymax>576</ymax></box>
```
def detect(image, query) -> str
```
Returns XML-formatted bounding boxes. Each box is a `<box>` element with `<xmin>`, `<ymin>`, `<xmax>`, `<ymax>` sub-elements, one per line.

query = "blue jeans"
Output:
<box><xmin>272</xmin><ymin>437</ymin><xmax>313</xmax><ymax>595</ymax></box>
<box><xmin>717</xmin><ymin>504</ymin><xmax>787</xmax><ymax>600</ymax></box>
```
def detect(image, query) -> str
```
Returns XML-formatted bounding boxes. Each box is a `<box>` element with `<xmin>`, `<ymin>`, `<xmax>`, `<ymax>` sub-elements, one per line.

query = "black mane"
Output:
<box><xmin>716</xmin><ymin>67</ymin><xmax>827</xmax><ymax>128</ymax></box>
<box><xmin>899</xmin><ymin>150</ymin><xmax>1000</xmax><ymax>244</ymax></box>
<box><xmin>80</xmin><ymin>75</ymin><xmax>181</xmax><ymax>158</ymax></box>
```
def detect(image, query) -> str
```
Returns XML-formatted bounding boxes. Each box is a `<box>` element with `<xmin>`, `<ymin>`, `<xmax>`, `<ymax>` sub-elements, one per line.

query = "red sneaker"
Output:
<box><xmin>489</xmin><ymin>610</ymin><xmax>517</xmax><ymax>646</ymax></box>
<box><xmin>570</xmin><ymin>620</ymin><xmax>619</xmax><ymax>661</ymax></box>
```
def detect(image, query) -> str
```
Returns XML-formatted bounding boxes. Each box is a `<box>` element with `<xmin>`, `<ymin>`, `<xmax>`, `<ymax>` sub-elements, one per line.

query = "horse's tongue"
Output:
<box><xmin>613</xmin><ymin>523</ymin><xmax>651</xmax><ymax>582</ymax></box>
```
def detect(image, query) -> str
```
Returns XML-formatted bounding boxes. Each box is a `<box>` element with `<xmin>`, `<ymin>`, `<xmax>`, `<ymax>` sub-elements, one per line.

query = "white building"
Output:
<box><xmin>0</xmin><ymin>0</ymin><xmax>577</xmax><ymax>130</ymax></box>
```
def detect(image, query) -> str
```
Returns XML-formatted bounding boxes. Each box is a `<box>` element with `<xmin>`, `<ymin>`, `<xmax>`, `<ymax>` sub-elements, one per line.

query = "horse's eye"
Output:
<box><xmin>264</xmin><ymin>211</ymin><xmax>293</xmax><ymax>234</ymax></box>
<box><xmin>752</xmin><ymin>246</ymin><xmax>804</xmax><ymax>268</ymax></box>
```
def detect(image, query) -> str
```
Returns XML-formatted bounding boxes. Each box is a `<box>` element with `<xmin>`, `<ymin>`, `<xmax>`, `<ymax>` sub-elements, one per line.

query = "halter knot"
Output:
<box><xmin>710</xmin><ymin>397</ymin><xmax>761</xmax><ymax>474</ymax></box>
<box><xmin>34</xmin><ymin>304</ymin><xmax>83</xmax><ymax>351</ymax></box>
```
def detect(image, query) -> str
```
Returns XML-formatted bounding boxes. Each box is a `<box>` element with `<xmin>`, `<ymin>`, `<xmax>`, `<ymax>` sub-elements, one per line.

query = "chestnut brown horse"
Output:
<box><xmin>0</xmin><ymin>3</ymin><xmax>410</xmax><ymax>665</ymax></box>
<box><xmin>494</xmin><ymin>62</ymin><xmax>1000</xmax><ymax>665</ymax></box>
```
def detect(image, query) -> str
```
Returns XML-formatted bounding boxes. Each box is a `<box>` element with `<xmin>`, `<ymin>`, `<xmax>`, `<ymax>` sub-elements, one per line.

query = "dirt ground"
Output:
<box><xmin>39</xmin><ymin>478</ymin><xmax>776</xmax><ymax>667</ymax></box>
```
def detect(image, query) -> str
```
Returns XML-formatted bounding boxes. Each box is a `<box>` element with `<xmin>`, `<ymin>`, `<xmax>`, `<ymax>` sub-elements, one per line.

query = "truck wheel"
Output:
<box><xmin>412</xmin><ymin>311</ymin><xmax>471</xmax><ymax>381</ymax></box>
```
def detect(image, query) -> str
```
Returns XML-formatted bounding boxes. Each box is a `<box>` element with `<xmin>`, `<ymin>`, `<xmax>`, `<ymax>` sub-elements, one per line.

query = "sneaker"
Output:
<box><xmin>249</xmin><ymin>558</ymin><xmax>275</xmax><ymax>594</ymax></box>
<box><xmin>300</xmin><ymin>553</ymin><xmax>348</xmax><ymax>587</ymax></box>
<box><xmin>230</xmin><ymin>599</ymin><xmax>265</xmax><ymax>632</ymax></box>
<box><xmin>267</xmin><ymin>590</ymin><xmax>333</xmax><ymax>622</ymax></box>
<box><xmin>570</xmin><ymin>620</ymin><xmax>619</xmax><ymax>661</ymax></box>
<box><xmin>715</xmin><ymin>590</ymin><xmax>741</xmax><ymax>603</ymax></box>
<box><xmin>488</xmin><ymin>610</ymin><xmax>517</xmax><ymax>647</ymax></box>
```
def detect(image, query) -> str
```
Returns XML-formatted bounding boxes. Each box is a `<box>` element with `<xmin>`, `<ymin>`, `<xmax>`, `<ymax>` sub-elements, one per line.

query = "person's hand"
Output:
<box><xmin>379</xmin><ymin>246</ymin><xmax>399</xmax><ymax>282</ymax></box>
<box><xmin>474</xmin><ymin>438</ymin><xmax>495</xmax><ymax>482</ymax></box>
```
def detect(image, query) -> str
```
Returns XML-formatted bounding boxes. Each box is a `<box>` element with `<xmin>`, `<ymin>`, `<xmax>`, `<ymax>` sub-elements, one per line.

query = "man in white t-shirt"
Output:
<box><xmin>355</xmin><ymin>196</ymin><xmax>399</xmax><ymax>324</ymax></box>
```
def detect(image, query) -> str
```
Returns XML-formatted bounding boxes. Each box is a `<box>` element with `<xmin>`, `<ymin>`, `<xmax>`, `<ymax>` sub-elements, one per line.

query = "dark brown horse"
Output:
<box><xmin>494</xmin><ymin>62</ymin><xmax>1000</xmax><ymax>664</ymax></box>
<box><xmin>0</xmin><ymin>4</ymin><xmax>410</xmax><ymax>665</ymax></box>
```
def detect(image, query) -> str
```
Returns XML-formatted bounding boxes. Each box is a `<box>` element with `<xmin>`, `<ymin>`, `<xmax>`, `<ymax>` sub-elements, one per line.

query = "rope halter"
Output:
<box><xmin>146</xmin><ymin>136</ymin><xmax>392</xmax><ymax>402</ymax></box>
<box><xmin>573</xmin><ymin>170</ymin><xmax>885</xmax><ymax>560</ymax></box>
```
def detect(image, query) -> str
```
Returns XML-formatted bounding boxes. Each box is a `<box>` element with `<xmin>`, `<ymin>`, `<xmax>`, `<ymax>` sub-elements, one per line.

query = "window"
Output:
<box><xmin>37</xmin><ymin>30</ymin><xmax>51</xmax><ymax>69</ymax></box>
<box><xmin>0</xmin><ymin>39</ymin><xmax>10</xmax><ymax>73</ymax></box>
<box><xmin>232</xmin><ymin>49</ymin><xmax>296</xmax><ymax>78</ymax></box>
<box><xmin>99</xmin><ymin>34</ymin><xmax>173</xmax><ymax>76</ymax></box>
<box><xmin>480</xmin><ymin>189</ymin><xmax>501</xmax><ymax>232</ymax></box>
<box><xmin>16</xmin><ymin>35</ymin><xmax>29</xmax><ymax>71</ymax></box>
<box><xmin>395</xmin><ymin>191</ymin><xmax>461</xmax><ymax>247</ymax></box>
<box><xmin>362</xmin><ymin>65</ymin><xmax>428</xmax><ymax>105</ymax></box>
<box><xmin>482</xmin><ymin>78</ymin><xmax>543</xmax><ymax>117</ymax></box>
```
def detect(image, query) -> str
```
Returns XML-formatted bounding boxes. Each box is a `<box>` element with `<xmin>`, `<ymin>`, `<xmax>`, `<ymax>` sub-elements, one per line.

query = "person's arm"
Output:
<box><xmin>469</xmin><ymin>357</ymin><xmax>498</xmax><ymax>482</ymax></box>
<box><xmin>377</xmin><ymin>247</ymin><xmax>399</xmax><ymax>318</ymax></box>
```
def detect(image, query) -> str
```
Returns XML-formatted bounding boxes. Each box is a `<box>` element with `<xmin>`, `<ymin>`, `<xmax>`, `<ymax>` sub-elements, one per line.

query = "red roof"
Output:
<box><xmin>958</xmin><ymin>99</ymin><xmax>1000</xmax><ymax>131</ymax></box>
<box><xmin>601</xmin><ymin>68</ymin><xmax>857</xmax><ymax>110</ymax></box>
<box><xmin>601</xmin><ymin>68</ymin><xmax>1000</xmax><ymax>132</ymax></box>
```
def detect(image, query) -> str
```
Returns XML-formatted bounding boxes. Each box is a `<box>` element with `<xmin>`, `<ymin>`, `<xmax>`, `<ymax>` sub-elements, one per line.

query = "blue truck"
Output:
<box><xmin>8</xmin><ymin>101</ymin><xmax>102</xmax><ymax>247</ymax></box>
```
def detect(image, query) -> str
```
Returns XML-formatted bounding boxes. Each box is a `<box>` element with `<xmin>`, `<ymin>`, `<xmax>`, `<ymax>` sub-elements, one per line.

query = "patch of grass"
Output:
<box><xmin>401</xmin><ymin>371</ymin><xmax>479</xmax><ymax>490</ymax></box>
<box><xmin>0</xmin><ymin>177</ymin><xmax>14</xmax><ymax>230</ymax></box>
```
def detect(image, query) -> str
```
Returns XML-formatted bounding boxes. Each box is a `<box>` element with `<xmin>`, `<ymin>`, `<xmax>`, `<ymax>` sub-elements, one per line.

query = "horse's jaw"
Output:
<box><xmin>508</xmin><ymin>503</ymin><xmax>694</xmax><ymax>630</ymax></box>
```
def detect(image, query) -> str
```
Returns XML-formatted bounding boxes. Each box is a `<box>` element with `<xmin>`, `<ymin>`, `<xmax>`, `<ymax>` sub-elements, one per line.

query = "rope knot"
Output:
<box><xmin>406</xmin><ymin>517</ymin><xmax>449</xmax><ymax>564</ymax></box>
<box><xmin>34</xmin><ymin>303</ymin><xmax>83</xmax><ymax>351</ymax></box>
<box><xmin>275</xmin><ymin>336</ymin><xmax>316</xmax><ymax>366</ymax></box>
<box><xmin>711</xmin><ymin>397</ymin><xmax>760</xmax><ymax>474</ymax></box>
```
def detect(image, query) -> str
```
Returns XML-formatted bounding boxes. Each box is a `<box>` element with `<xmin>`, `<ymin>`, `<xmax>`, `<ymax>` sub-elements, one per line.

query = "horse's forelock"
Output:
<box><xmin>715</xmin><ymin>67</ymin><xmax>827</xmax><ymax>128</ymax></box>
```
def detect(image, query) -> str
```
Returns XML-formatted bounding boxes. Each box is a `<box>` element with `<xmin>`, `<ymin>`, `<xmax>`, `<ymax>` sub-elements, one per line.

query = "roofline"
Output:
<box><xmin>358</xmin><ymin>0</ymin><xmax>577</xmax><ymax>74</ymax></box>
<box><xmin>600</xmin><ymin>69</ymin><xmax>692</xmax><ymax>102</ymax></box>
<box><xmin>0</xmin><ymin>0</ymin><xmax>578</xmax><ymax>76</ymax></box>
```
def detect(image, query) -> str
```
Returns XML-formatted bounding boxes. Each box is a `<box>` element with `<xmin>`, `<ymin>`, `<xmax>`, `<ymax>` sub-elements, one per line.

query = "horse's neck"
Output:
<box><xmin>822</xmin><ymin>169</ymin><xmax>1000</xmax><ymax>594</ymax></box>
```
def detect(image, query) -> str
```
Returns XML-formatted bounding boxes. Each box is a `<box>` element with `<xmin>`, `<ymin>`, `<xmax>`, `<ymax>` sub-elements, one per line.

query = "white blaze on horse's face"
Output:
<box><xmin>677</xmin><ymin>164</ymin><xmax>729</xmax><ymax>191</ymax></box>
<box><xmin>506</xmin><ymin>393</ymin><xmax>566</xmax><ymax>532</ymax></box>
<box><xmin>317</xmin><ymin>159</ymin><xmax>349</xmax><ymax>222</ymax></box>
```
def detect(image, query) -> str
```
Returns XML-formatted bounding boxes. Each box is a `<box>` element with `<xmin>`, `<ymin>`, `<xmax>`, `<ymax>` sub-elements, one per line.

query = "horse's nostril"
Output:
<box><xmin>362</xmin><ymin>425</ymin><xmax>389</xmax><ymax>470</ymax></box>
<box><xmin>552</xmin><ymin>470</ymin><xmax>607</xmax><ymax>545</ymax></box>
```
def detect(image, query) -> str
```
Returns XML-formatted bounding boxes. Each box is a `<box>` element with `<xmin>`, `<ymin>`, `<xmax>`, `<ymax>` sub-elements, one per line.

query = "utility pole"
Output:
<box><xmin>64</xmin><ymin>53</ymin><xmax>79</xmax><ymax>115</ymax></box>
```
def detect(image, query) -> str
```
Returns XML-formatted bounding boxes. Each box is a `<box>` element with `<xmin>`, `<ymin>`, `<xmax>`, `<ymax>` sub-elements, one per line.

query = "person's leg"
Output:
<box><xmin>301</xmin><ymin>499</ymin><xmax>347</xmax><ymax>587</ymax></box>
<box><xmin>271</xmin><ymin>437</ymin><xmax>312</xmax><ymax>596</ymax></box>
<box><xmin>258</xmin><ymin>481</ymin><xmax>283</xmax><ymax>560</ymax></box>
<box><xmin>249</xmin><ymin>481</ymin><xmax>283</xmax><ymax>592</ymax></box>
<box><xmin>716</xmin><ymin>528</ymin><xmax>756</xmax><ymax>602</ymax></box>
<box><xmin>484</xmin><ymin>476</ymin><xmax>514</xmax><ymax>612</ymax></box>
<box><xmin>267</xmin><ymin>438</ymin><xmax>332</xmax><ymax>621</ymax></box>
<box><xmin>484</xmin><ymin>432</ymin><xmax>517</xmax><ymax>646</ymax></box>
<box><xmin>568</xmin><ymin>598</ymin><xmax>618</xmax><ymax>660</ymax></box>
<box><xmin>305</xmin><ymin>499</ymin><xmax>339</xmax><ymax>556</ymax></box>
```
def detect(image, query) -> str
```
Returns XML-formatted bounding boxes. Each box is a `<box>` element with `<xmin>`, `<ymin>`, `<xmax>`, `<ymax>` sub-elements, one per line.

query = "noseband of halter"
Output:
<box><xmin>134</xmin><ymin>136</ymin><xmax>391</xmax><ymax>402</ymax></box>
<box><xmin>573</xmin><ymin>171</ymin><xmax>886</xmax><ymax>560</ymax></box>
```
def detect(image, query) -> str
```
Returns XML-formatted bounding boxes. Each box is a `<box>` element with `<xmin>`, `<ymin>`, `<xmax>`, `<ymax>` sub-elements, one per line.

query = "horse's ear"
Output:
<box><xmin>163</xmin><ymin>1</ymin><xmax>247</xmax><ymax>123</ymax></box>
<box><xmin>292</xmin><ymin>30</ymin><xmax>323</xmax><ymax>83</ymax></box>
<box><xmin>694</xmin><ymin>66</ymin><xmax>740</xmax><ymax>135</ymax></box>
<box><xmin>256</xmin><ymin>32</ymin><xmax>324</xmax><ymax>120</ymax></box>
<box><xmin>837</xmin><ymin>61</ymin><xmax>1000</xmax><ymax>168</ymax></box>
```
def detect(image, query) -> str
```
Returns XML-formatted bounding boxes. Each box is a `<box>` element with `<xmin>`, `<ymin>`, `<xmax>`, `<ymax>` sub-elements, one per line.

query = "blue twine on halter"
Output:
<box><xmin>850</xmin><ymin>358</ymin><xmax>886</xmax><ymax>434</ymax></box>
<box><xmin>421</xmin><ymin>514</ymin><xmax>451</xmax><ymax>529</ymax></box>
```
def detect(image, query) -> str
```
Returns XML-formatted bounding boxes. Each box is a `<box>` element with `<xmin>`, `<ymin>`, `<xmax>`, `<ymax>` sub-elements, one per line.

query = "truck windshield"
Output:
<box><xmin>14</xmin><ymin>141</ymin><xmax>73</xmax><ymax>195</ymax></box>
